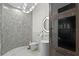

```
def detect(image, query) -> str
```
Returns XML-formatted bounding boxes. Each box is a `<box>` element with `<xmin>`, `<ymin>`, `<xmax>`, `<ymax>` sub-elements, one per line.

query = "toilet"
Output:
<box><xmin>29</xmin><ymin>42</ymin><xmax>39</xmax><ymax>51</ymax></box>
<box><xmin>29</xmin><ymin>40</ymin><xmax>49</xmax><ymax>56</ymax></box>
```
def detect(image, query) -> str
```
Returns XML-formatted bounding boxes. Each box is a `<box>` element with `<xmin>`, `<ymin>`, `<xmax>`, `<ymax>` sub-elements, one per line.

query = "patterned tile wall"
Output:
<box><xmin>1</xmin><ymin>4</ymin><xmax>32</xmax><ymax>55</ymax></box>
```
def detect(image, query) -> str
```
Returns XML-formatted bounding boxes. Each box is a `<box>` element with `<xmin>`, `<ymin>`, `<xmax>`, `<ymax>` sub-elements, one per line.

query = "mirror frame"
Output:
<box><xmin>42</xmin><ymin>16</ymin><xmax>49</xmax><ymax>33</ymax></box>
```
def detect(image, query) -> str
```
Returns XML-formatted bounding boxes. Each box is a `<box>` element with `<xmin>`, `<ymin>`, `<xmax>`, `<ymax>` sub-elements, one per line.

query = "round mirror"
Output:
<box><xmin>42</xmin><ymin>17</ymin><xmax>49</xmax><ymax>33</ymax></box>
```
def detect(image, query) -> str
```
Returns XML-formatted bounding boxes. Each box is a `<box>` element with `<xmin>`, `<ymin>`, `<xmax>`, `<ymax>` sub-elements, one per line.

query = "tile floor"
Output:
<box><xmin>3</xmin><ymin>46</ymin><xmax>40</xmax><ymax>56</ymax></box>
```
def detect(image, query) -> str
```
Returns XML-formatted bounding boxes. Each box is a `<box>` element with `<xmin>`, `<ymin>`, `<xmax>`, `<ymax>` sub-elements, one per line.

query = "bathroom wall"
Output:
<box><xmin>32</xmin><ymin>3</ymin><xmax>49</xmax><ymax>42</ymax></box>
<box><xmin>1</xmin><ymin>4</ymin><xmax>32</xmax><ymax>55</ymax></box>
<box><xmin>0</xmin><ymin>4</ymin><xmax>2</xmax><ymax>55</ymax></box>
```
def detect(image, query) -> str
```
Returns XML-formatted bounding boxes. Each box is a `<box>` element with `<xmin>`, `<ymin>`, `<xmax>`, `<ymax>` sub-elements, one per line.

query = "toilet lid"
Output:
<box><xmin>40</xmin><ymin>40</ymin><xmax>49</xmax><ymax>43</ymax></box>
<box><xmin>29</xmin><ymin>42</ymin><xmax>38</xmax><ymax>45</ymax></box>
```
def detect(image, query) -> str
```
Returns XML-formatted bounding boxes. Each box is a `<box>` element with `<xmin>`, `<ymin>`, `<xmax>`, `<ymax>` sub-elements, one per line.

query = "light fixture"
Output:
<box><xmin>42</xmin><ymin>16</ymin><xmax>49</xmax><ymax>33</ymax></box>
<box><xmin>23</xmin><ymin>3</ymin><xmax>27</xmax><ymax>10</ymax></box>
<box><xmin>22</xmin><ymin>3</ymin><xmax>37</xmax><ymax>13</ymax></box>
<box><xmin>9</xmin><ymin>3</ymin><xmax>37</xmax><ymax>13</ymax></box>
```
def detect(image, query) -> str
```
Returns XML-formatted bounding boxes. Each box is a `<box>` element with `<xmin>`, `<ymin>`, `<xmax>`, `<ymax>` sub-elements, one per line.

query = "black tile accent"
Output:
<box><xmin>58</xmin><ymin>3</ymin><xmax>76</xmax><ymax>13</ymax></box>
<box><xmin>58</xmin><ymin>16</ymin><xmax>76</xmax><ymax>51</ymax></box>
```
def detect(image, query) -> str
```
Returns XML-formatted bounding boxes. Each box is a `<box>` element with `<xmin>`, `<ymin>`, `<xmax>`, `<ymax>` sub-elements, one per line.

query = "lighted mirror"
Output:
<box><xmin>42</xmin><ymin>17</ymin><xmax>49</xmax><ymax>33</ymax></box>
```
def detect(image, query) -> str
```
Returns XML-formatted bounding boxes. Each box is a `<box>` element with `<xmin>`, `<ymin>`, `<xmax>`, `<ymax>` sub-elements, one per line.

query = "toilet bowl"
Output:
<box><xmin>29</xmin><ymin>42</ymin><xmax>39</xmax><ymax>51</ymax></box>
